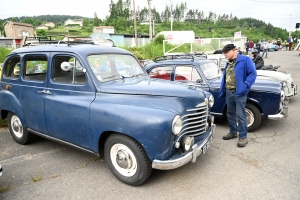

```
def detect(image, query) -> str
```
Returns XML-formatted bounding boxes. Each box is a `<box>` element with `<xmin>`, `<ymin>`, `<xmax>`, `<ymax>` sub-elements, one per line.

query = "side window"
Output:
<box><xmin>149</xmin><ymin>66</ymin><xmax>172</xmax><ymax>80</ymax></box>
<box><xmin>175</xmin><ymin>66</ymin><xmax>200</xmax><ymax>81</ymax></box>
<box><xmin>4</xmin><ymin>56</ymin><xmax>21</xmax><ymax>79</ymax></box>
<box><xmin>209</xmin><ymin>58</ymin><xmax>218</xmax><ymax>66</ymax></box>
<box><xmin>52</xmin><ymin>56</ymin><xmax>86</xmax><ymax>84</ymax></box>
<box><xmin>24</xmin><ymin>55</ymin><xmax>47</xmax><ymax>82</ymax></box>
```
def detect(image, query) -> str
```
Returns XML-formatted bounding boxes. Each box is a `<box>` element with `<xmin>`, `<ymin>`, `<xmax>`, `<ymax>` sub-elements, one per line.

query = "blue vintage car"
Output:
<box><xmin>0</xmin><ymin>37</ymin><xmax>215</xmax><ymax>186</ymax></box>
<box><xmin>145</xmin><ymin>55</ymin><xmax>289</xmax><ymax>132</ymax></box>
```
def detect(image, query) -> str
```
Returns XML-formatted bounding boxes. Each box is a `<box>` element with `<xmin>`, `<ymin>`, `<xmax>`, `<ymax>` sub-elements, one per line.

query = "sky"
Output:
<box><xmin>1</xmin><ymin>0</ymin><xmax>299</xmax><ymax>32</ymax></box>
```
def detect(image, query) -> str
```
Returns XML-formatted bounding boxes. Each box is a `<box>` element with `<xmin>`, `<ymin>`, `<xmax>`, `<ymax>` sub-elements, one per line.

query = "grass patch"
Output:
<box><xmin>0</xmin><ymin>185</ymin><xmax>10</xmax><ymax>193</ymax></box>
<box><xmin>0</xmin><ymin>118</ymin><xmax>8</xmax><ymax>127</ymax></box>
<box><xmin>51</xmin><ymin>174</ymin><xmax>60</xmax><ymax>178</ymax></box>
<box><xmin>31</xmin><ymin>174</ymin><xmax>43</xmax><ymax>182</ymax></box>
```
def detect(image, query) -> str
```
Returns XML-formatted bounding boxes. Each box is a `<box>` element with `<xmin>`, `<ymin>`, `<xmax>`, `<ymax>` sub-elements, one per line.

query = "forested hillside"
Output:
<box><xmin>0</xmin><ymin>0</ymin><xmax>297</xmax><ymax>42</ymax></box>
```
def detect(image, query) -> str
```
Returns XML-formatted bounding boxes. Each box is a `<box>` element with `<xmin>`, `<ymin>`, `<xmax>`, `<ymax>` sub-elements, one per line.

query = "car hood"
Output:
<box><xmin>99</xmin><ymin>77</ymin><xmax>208</xmax><ymax>105</ymax></box>
<box><xmin>256</xmin><ymin>70</ymin><xmax>292</xmax><ymax>82</ymax></box>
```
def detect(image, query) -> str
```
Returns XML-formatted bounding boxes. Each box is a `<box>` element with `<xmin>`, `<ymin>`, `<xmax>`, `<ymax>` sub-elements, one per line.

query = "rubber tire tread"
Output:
<box><xmin>104</xmin><ymin>133</ymin><xmax>152</xmax><ymax>186</ymax></box>
<box><xmin>246</xmin><ymin>103</ymin><xmax>262</xmax><ymax>132</ymax></box>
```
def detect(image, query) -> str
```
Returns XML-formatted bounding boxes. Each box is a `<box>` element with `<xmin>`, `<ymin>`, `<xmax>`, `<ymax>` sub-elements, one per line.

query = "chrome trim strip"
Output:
<box><xmin>210</xmin><ymin>112</ymin><xmax>223</xmax><ymax>116</ymax></box>
<box><xmin>152</xmin><ymin>124</ymin><xmax>215</xmax><ymax>170</ymax></box>
<box><xmin>27</xmin><ymin>128</ymin><xmax>97</xmax><ymax>155</ymax></box>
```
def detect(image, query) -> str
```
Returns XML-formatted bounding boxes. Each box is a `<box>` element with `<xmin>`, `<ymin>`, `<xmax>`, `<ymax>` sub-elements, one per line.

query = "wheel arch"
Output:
<box><xmin>0</xmin><ymin>92</ymin><xmax>26</xmax><ymax>125</ymax></box>
<box><xmin>98</xmin><ymin>131</ymin><xmax>150</xmax><ymax>160</ymax></box>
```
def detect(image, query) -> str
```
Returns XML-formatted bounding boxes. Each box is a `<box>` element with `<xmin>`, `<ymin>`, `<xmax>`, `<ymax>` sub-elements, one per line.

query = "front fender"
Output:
<box><xmin>89</xmin><ymin>102</ymin><xmax>177</xmax><ymax>161</ymax></box>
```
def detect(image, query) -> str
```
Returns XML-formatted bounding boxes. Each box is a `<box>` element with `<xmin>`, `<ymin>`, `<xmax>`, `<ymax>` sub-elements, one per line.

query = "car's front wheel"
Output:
<box><xmin>245</xmin><ymin>103</ymin><xmax>262</xmax><ymax>132</ymax></box>
<box><xmin>7</xmin><ymin>112</ymin><xmax>34</xmax><ymax>144</ymax></box>
<box><xmin>104</xmin><ymin>133</ymin><xmax>152</xmax><ymax>186</ymax></box>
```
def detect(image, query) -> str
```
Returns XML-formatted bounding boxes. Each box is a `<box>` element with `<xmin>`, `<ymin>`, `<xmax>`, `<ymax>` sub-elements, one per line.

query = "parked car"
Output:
<box><xmin>260</xmin><ymin>41</ymin><xmax>279</xmax><ymax>51</ymax></box>
<box><xmin>0</xmin><ymin>36</ymin><xmax>216</xmax><ymax>186</ymax></box>
<box><xmin>140</xmin><ymin>59</ymin><xmax>154</xmax><ymax>67</ymax></box>
<box><xmin>256</xmin><ymin>70</ymin><xmax>297</xmax><ymax>98</ymax></box>
<box><xmin>145</xmin><ymin>55</ymin><xmax>289</xmax><ymax>132</ymax></box>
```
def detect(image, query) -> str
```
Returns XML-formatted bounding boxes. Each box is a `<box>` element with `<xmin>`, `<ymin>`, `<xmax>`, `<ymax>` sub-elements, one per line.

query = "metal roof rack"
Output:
<box><xmin>154</xmin><ymin>53</ymin><xmax>207</xmax><ymax>62</ymax></box>
<box><xmin>23</xmin><ymin>35</ymin><xmax>116</xmax><ymax>47</ymax></box>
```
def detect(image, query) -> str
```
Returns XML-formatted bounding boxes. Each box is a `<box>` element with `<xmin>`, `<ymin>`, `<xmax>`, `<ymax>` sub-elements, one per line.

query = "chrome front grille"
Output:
<box><xmin>180</xmin><ymin>102</ymin><xmax>208</xmax><ymax>137</ymax></box>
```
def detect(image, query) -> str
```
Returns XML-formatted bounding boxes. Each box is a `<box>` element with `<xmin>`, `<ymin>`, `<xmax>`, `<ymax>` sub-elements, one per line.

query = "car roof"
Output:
<box><xmin>8</xmin><ymin>44</ymin><xmax>133</xmax><ymax>57</ymax></box>
<box><xmin>144</xmin><ymin>58</ymin><xmax>214</xmax><ymax>71</ymax></box>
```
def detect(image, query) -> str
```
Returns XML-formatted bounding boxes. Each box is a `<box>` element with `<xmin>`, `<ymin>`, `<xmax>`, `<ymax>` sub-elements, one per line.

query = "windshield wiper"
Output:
<box><xmin>102</xmin><ymin>75</ymin><xmax>118</xmax><ymax>80</ymax></box>
<box><xmin>131</xmin><ymin>73</ymin><xmax>145</xmax><ymax>78</ymax></box>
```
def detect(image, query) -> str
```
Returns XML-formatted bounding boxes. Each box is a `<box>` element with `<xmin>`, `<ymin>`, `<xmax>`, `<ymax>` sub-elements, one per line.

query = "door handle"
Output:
<box><xmin>44</xmin><ymin>90</ymin><xmax>52</xmax><ymax>95</ymax></box>
<box><xmin>37</xmin><ymin>90</ymin><xmax>52</xmax><ymax>95</ymax></box>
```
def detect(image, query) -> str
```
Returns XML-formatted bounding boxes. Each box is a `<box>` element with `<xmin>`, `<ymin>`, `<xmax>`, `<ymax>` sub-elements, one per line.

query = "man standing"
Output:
<box><xmin>288</xmin><ymin>36</ymin><xmax>293</xmax><ymax>51</ymax></box>
<box><xmin>256</xmin><ymin>41</ymin><xmax>261</xmax><ymax>54</ymax></box>
<box><xmin>249</xmin><ymin>40</ymin><xmax>254</xmax><ymax>52</ymax></box>
<box><xmin>261</xmin><ymin>42</ymin><xmax>268</xmax><ymax>58</ymax></box>
<box><xmin>245</xmin><ymin>40</ymin><xmax>250</xmax><ymax>55</ymax></box>
<box><xmin>219</xmin><ymin>44</ymin><xmax>257</xmax><ymax>147</ymax></box>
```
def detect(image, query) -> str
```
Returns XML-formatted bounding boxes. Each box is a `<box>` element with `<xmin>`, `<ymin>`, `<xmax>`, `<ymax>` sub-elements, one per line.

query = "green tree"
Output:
<box><xmin>22</xmin><ymin>18</ymin><xmax>34</xmax><ymax>25</ymax></box>
<box><xmin>93</xmin><ymin>12</ymin><xmax>101</xmax><ymax>26</ymax></box>
<box><xmin>36</xmin><ymin>29</ymin><xmax>47</xmax><ymax>36</ymax></box>
<box><xmin>34</xmin><ymin>19</ymin><xmax>42</xmax><ymax>26</ymax></box>
<box><xmin>116</xmin><ymin>17</ymin><xmax>127</xmax><ymax>32</ymax></box>
<box><xmin>83</xmin><ymin>18</ymin><xmax>90</xmax><ymax>27</ymax></box>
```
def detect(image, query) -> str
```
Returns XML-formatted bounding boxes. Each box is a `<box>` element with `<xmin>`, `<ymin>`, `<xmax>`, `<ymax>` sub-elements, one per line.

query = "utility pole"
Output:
<box><xmin>133</xmin><ymin>0</ymin><xmax>138</xmax><ymax>46</ymax></box>
<box><xmin>170</xmin><ymin>0</ymin><xmax>173</xmax><ymax>31</ymax></box>
<box><xmin>148</xmin><ymin>0</ymin><xmax>152</xmax><ymax>40</ymax></box>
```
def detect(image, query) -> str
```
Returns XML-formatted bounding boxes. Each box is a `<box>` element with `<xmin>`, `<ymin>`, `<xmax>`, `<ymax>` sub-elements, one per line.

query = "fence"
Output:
<box><xmin>163</xmin><ymin>37</ymin><xmax>247</xmax><ymax>55</ymax></box>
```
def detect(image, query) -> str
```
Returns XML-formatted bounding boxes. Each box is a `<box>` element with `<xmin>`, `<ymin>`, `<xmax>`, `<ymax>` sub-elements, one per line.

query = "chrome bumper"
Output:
<box><xmin>268</xmin><ymin>99</ymin><xmax>289</xmax><ymax>120</ymax></box>
<box><xmin>152</xmin><ymin>124</ymin><xmax>216</xmax><ymax>170</ymax></box>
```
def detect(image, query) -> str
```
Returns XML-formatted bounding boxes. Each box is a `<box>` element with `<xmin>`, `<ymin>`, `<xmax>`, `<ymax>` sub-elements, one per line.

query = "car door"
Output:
<box><xmin>44</xmin><ymin>53</ymin><xmax>95</xmax><ymax>149</ymax></box>
<box><xmin>19</xmin><ymin>54</ymin><xmax>49</xmax><ymax>134</ymax></box>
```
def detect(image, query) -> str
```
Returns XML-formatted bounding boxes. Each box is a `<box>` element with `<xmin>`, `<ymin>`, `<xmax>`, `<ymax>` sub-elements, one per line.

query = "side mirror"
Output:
<box><xmin>196</xmin><ymin>78</ymin><xmax>202</xmax><ymax>83</ymax></box>
<box><xmin>61</xmin><ymin>62</ymin><xmax>71</xmax><ymax>71</ymax></box>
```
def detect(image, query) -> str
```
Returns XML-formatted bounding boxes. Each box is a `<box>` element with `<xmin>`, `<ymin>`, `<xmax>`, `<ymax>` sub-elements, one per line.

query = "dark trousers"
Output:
<box><xmin>289</xmin><ymin>43</ymin><xmax>293</xmax><ymax>51</ymax></box>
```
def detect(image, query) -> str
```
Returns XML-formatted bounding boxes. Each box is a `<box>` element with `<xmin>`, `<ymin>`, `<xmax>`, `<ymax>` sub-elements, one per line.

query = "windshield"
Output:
<box><xmin>200</xmin><ymin>62</ymin><xmax>223</xmax><ymax>79</ymax></box>
<box><xmin>87</xmin><ymin>54</ymin><xmax>145</xmax><ymax>82</ymax></box>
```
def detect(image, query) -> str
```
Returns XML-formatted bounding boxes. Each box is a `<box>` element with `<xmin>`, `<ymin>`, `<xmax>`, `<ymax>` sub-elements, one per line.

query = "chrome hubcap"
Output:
<box><xmin>245</xmin><ymin>108</ymin><xmax>254</xmax><ymax>127</ymax></box>
<box><xmin>116</xmin><ymin>149</ymin><xmax>132</xmax><ymax>169</ymax></box>
<box><xmin>11</xmin><ymin>115</ymin><xmax>23</xmax><ymax>138</ymax></box>
<box><xmin>110</xmin><ymin>143</ymin><xmax>137</xmax><ymax>177</ymax></box>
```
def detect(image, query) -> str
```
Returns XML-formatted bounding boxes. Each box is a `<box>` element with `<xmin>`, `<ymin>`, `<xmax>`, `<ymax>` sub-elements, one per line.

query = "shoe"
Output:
<box><xmin>223</xmin><ymin>133</ymin><xmax>237</xmax><ymax>140</ymax></box>
<box><xmin>237</xmin><ymin>138</ymin><xmax>248</xmax><ymax>147</ymax></box>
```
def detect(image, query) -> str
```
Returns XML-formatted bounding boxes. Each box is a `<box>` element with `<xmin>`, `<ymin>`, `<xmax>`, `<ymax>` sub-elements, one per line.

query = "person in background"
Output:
<box><xmin>262</xmin><ymin>42</ymin><xmax>268</xmax><ymax>58</ymax></box>
<box><xmin>236</xmin><ymin>47</ymin><xmax>243</xmax><ymax>55</ymax></box>
<box><xmin>245</xmin><ymin>40</ymin><xmax>250</xmax><ymax>55</ymax></box>
<box><xmin>256</xmin><ymin>41</ymin><xmax>261</xmax><ymax>54</ymax></box>
<box><xmin>288</xmin><ymin>36</ymin><xmax>293</xmax><ymax>51</ymax></box>
<box><xmin>284</xmin><ymin>40</ymin><xmax>288</xmax><ymax>50</ymax></box>
<box><xmin>251</xmin><ymin>50</ymin><xmax>264</xmax><ymax>69</ymax></box>
<box><xmin>276</xmin><ymin>38</ymin><xmax>282</xmax><ymax>50</ymax></box>
<box><xmin>219</xmin><ymin>44</ymin><xmax>257</xmax><ymax>148</ymax></box>
<box><xmin>249</xmin><ymin>40</ymin><xmax>254</xmax><ymax>52</ymax></box>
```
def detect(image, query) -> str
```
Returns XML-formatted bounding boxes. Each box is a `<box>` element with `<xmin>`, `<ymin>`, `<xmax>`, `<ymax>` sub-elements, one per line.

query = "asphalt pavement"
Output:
<box><xmin>0</xmin><ymin>50</ymin><xmax>300</xmax><ymax>200</ymax></box>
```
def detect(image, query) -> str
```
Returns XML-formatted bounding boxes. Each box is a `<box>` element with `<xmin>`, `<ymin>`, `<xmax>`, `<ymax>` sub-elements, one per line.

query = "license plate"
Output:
<box><xmin>202</xmin><ymin>136</ymin><xmax>213</xmax><ymax>155</ymax></box>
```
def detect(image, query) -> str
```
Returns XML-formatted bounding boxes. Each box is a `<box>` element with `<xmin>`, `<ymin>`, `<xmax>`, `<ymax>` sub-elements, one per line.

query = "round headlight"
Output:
<box><xmin>172</xmin><ymin>115</ymin><xmax>183</xmax><ymax>135</ymax></box>
<box><xmin>181</xmin><ymin>136</ymin><xmax>194</xmax><ymax>151</ymax></box>
<box><xmin>208</xmin><ymin>94</ymin><xmax>214</xmax><ymax>108</ymax></box>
